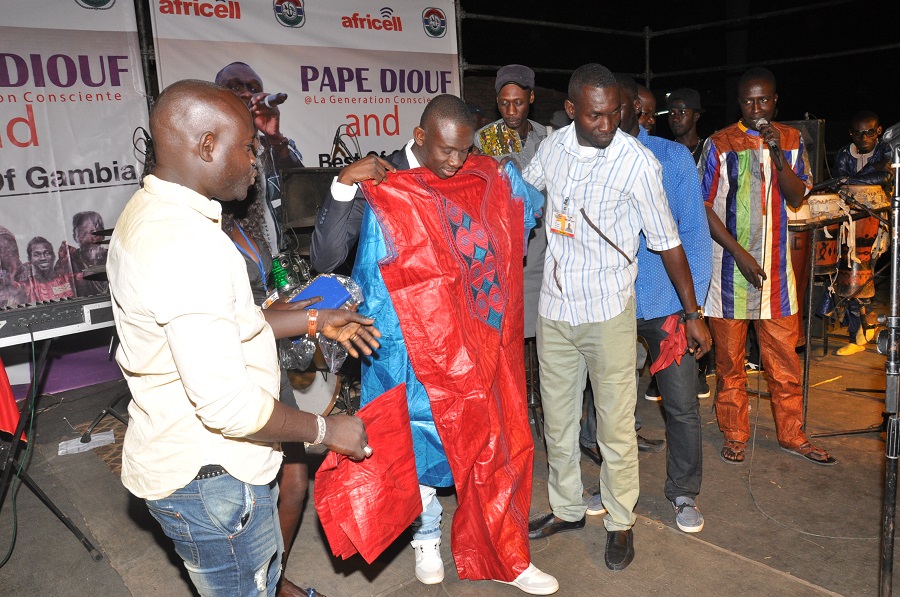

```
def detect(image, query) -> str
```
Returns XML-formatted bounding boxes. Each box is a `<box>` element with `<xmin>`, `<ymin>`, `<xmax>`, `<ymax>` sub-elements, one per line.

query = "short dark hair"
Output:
<box><xmin>615</xmin><ymin>73</ymin><xmax>639</xmax><ymax>103</ymax></box>
<box><xmin>568</xmin><ymin>63</ymin><xmax>616</xmax><ymax>101</ymax></box>
<box><xmin>738</xmin><ymin>67</ymin><xmax>777</xmax><ymax>92</ymax></box>
<box><xmin>26</xmin><ymin>236</ymin><xmax>52</xmax><ymax>259</ymax></box>
<box><xmin>420</xmin><ymin>94</ymin><xmax>472</xmax><ymax>129</ymax></box>
<box><xmin>851</xmin><ymin>110</ymin><xmax>880</xmax><ymax>127</ymax></box>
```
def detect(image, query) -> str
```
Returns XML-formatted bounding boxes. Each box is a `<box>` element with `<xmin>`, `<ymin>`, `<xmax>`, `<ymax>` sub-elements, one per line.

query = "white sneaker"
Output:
<box><xmin>410</xmin><ymin>538</ymin><xmax>444</xmax><ymax>584</ymax></box>
<box><xmin>496</xmin><ymin>563</ymin><xmax>559</xmax><ymax>595</ymax></box>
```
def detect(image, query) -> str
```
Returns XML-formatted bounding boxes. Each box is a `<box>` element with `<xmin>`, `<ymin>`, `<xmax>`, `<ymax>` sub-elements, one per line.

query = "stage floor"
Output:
<box><xmin>1</xmin><ymin>307</ymin><xmax>895</xmax><ymax>596</ymax></box>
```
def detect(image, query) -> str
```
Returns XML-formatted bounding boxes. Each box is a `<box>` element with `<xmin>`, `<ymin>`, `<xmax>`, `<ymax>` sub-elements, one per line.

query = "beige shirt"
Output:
<box><xmin>108</xmin><ymin>175</ymin><xmax>281</xmax><ymax>500</ymax></box>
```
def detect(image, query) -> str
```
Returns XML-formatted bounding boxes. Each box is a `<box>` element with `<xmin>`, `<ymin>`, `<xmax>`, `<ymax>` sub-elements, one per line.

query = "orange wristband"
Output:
<box><xmin>307</xmin><ymin>309</ymin><xmax>318</xmax><ymax>338</ymax></box>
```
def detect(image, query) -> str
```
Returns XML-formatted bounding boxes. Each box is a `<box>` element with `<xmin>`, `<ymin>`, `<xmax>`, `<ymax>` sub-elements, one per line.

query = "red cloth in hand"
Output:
<box><xmin>0</xmin><ymin>357</ymin><xmax>25</xmax><ymax>441</ymax></box>
<box><xmin>314</xmin><ymin>383</ymin><xmax>421</xmax><ymax>564</ymax></box>
<box><xmin>649</xmin><ymin>314</ymin><xmax>687</xmax><ymax>375</ymax></box>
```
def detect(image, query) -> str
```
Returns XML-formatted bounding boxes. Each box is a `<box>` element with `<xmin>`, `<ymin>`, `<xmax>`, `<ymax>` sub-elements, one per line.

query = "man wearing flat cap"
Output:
<box><xmin>667</xmin><ymin>88</ymin><xmax>705</xmax><ymax>165</ymax></box>
<box><xmin>475</xmin><ymin>64</ymin><xmax>547</xmax><ymax>171</ymax></box>
<box><xmin>475</xmin><ymin>64</ymin><xmax>549</xmax><ymax>342</ymax></box>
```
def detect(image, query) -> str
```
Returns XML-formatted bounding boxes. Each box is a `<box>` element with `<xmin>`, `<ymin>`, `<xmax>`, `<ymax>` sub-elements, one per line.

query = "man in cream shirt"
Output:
<box><xmin>108</xmin><ymin>79</ymin><xmax>379</xmax><ymax>596</ymax></box>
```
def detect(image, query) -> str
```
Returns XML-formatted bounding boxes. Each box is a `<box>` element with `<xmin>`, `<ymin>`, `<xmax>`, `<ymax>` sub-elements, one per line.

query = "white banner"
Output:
<box><xmin>0</xmin><ymin>0</ymin><xmax>148</xmax><ymax>307</ymax></box>
<box><xmin>151</xmin><ymin>0</ymin><xmax>459</xmax><ymax>167</ymax></box>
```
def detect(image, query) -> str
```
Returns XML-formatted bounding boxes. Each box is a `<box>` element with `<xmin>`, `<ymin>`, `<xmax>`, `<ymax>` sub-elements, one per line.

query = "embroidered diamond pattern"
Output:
<box><xmin>444</xmin><ymin>197</ymin><xmax>504</xmax><ymax>330</ymax></box>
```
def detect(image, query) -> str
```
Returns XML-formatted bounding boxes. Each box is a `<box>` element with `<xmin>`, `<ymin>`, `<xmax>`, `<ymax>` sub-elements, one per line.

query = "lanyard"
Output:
<box><xmin>233</xmin><ymin>224</ymin><xmax>267</xmax><ymax>293</ymax></box>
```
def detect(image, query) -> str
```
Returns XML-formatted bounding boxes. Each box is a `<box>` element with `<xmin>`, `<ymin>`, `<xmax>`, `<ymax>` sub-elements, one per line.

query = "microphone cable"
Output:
<box><xmin>741</xmin><ymin>146</ymin><xmax>877</xmax><ymax>541</ymax></box>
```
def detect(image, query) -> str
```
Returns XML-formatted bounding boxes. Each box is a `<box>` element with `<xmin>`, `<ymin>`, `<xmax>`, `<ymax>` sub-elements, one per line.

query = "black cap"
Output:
<box><xmin>667</xmin><ymin>88</ymin><xmax>704</xmax><ymax>112</ymax></box>
<box><xmin>495</xmin><ymin>64</ymin><xmax>535</xmax><ymax>94</ymax></box>
<box><xmin>466</xmin><ymin>103</ymin><xmax>485</xmax><ymax>116</ymax></box>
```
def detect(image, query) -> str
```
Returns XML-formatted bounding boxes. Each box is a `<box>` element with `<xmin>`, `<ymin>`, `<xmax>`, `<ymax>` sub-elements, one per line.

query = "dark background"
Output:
<box><xmin>457</xmin><ymin>0</ymin><xmax>900</xmax><ymax>172</ymax></box>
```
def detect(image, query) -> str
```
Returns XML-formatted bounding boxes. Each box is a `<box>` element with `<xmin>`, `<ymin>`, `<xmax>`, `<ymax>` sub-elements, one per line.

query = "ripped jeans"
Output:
<box><xmin>145</xmin><ymin>472</ymin><xmax>282</xmax><ymax>597</ymax></box>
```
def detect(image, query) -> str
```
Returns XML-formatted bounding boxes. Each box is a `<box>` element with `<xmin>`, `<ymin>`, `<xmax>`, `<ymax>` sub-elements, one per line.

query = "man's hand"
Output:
<box><xmin>266</xmin><ymin>295</ymin><xmax>321</xmax><ymax>311</ymax></box>
<box><xmin>250</xmin><ymin>402</ymin><xmax>370</xmax><ymax>460</ymax></box>
<box><xmin>685</xmin><ymin>318</ymin><xmax>713</xmax><ymax>359</ymax></box>
<box><xmin>322</xmin><ymin>413</ymin><xmax>370</xmax><ymax>460</ymax></box>
<box><xmin>248</xmin><ymin>92</ymin><xmax>286</xmax><ymax>139</ymax></box>
<box><xmin>336</xmin><ymin>154</ymin><xmax>396</xmax><ymax>186</ymax></box>
<box><xmin>757</xmin><ymin>120</ymin><xmax>781</xmax><ymax>152</ymax></box>
<box><xmin>317</xmin><ymin>309</ymin><xmax>381</xmax><ymax>358</ymax></box>
<box><xmin>734</xmin><ymin>247</ymin><xmax>766</xmax><ymax>289</ymax></box>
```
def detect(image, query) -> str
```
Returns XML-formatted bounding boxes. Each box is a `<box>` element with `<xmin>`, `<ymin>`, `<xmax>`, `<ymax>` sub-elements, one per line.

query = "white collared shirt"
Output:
<box><xmin>108</xmin><ymin>175</ymin><xmax>282</xmax><ymax>500</ymax></box>
<box><xmin>522</xmin><ymin>125</ymin><xmax>681</xmax><ymax>324</ymax></box>
<box><xmin>330</xmin><ymin>139</ymin><xmax>419</xmax><ymax>201</ymax></box>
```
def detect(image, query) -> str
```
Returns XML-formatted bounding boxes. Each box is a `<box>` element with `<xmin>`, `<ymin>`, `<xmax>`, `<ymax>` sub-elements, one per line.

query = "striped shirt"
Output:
<box><xmin>522</xmin><ymin>124</ymin><xmax>681</xmax><ymax>324</ymax></box>
<box><xmin>700</xmin><ymin>121</ymin><xmax>812</xmax><ymax>320</ymax></box>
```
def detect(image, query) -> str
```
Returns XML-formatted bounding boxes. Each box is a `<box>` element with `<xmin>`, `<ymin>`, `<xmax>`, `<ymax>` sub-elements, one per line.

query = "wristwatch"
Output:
<box><xmin>682</xmin><ymin>307</ymin><xmax>704</xmax><ymax>321</ymax></box>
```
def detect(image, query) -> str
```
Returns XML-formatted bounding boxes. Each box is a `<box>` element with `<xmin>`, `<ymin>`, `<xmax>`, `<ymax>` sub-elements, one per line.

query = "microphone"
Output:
<box><xmin>262</xmin><ymin>93</ymin><xmax>288</xmax><ymax>109</ymax></box>
<box><xmin>755</xmin><ymin>118</ymin><xmax>784</xmax><ymax>171</ymax></box>
<box><xmin>809</xmin><ymin>176</ymin><xmax>849</xmax><ymax>193</ymax></box>
<box><xmin>330</xmin><ymin>125</ymin><xmax>344</xmax><ymax>161</ymax></box>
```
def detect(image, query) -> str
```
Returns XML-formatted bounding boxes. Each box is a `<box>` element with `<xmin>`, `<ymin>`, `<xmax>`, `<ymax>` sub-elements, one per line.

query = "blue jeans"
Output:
<box><xmin>637</xmin><ymin>316</ymin><xmax>702</xmax><ymax>500</ymax></box>
<box><xmin>145</xmin><ymin>473</ymin><xmax>282</xmax><ymax>597</ymax></box>
<box><xmin>410</xmin><ymin>484</ymin><xmax>442</xmax><ymax>541</ymax></box>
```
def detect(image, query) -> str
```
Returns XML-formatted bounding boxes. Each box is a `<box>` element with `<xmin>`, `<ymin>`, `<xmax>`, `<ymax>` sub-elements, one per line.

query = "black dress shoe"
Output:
<box><xmin>528</xmin><ymin>512</ymin><xmax>586</xmax><ymax>539</ymax></box>
<box><xmin>580</xmin><ymin>443</ymin><xmax>603</xmax><ymax>466</ymax></box>
<box><xmin>604</xmin><ymin>529</ymin><xmax>634</xmax><ymax>570</ymax></box>
<box><xmin>637</xmin><ymin>434</ymin><xmax>665</xmax><ymax>453</ymax></box>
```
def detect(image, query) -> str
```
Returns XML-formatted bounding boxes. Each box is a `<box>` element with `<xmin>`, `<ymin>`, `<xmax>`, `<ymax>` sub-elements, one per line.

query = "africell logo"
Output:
<box><xmin>158</xmin><ymin>0</ymin><xmax>242</xmax><ymax>20</ymax></box>
<box><xmin>341</xmin><ymin>7</ymin><xmax>402</xmax><ymax>32</ymax></box>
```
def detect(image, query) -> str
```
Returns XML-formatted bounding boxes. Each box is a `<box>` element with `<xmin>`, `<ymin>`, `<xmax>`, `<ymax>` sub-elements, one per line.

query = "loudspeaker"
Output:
<box><xmin>782</xmin><ymin>119</ymin><xmax>825</xmax><ymax>183</ymax></box>
<box><xmin>280</xmin><ymin>167</ymin><xmax>341</xmax><ymax>256</ymax></box>
<box><xmin>281</xmin><ymin>167</ymin><xmax>341</xmax><ymax>229</ymax></box>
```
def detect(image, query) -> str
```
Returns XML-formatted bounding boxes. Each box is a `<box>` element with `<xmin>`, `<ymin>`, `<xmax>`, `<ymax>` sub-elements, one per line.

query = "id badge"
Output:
<box><xmin>550</xmin><ymin>210</ymin><xmax>576</xmax><ymax>238</ymax></box>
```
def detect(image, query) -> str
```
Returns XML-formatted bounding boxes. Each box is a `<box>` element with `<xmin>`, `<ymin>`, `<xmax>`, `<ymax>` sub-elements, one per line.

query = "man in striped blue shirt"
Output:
<box><xmin>522</xmin><ymin>63</ymin><xmax>712</xmax><ymax>571</ymax></box>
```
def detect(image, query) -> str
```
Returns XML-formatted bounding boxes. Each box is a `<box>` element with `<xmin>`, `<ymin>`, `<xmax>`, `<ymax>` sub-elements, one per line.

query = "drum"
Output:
<box><xmin>807</xmin><ymin>193</ymin><xmax>844</xmax><ymax>220</ymax></box>
<box><xmin>812</xmin><ymin>224</ymin><xmax>840</xmax><ymax>275</ymax></box>
<box><xmin>835</xmin><ymin>215</ymin><xmax>881</xmax><ymax>298</ymax></box>
<box><xmin>846</xmin><ymin>184</ymin><xmax>889</xmax><ymax>210</ymax></box>
<box><xmin>789</xmin><ymin>227</ymin><xmax>810</xmax><ymax>296</ymax></box>
<box><xmin>287</xmin><ymin>370</ymin><xmax>339</xmax><ymax>416</ymax></box>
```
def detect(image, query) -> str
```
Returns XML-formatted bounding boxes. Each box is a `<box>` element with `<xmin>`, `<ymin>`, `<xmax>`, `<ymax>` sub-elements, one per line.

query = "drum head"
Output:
<box><xmin>290</xmin><ymin>371</ymin><xmax>339</xmax><ymax>416</ymax></box>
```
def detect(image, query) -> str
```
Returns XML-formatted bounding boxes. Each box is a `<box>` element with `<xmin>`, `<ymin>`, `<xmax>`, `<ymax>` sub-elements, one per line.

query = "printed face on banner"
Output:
<box><xmin>216</xmin><ymin>63</ymin><xmax>264</xmax><ymax>107</ymax></box>
<box><xmin>152</xmin><ymin>0</ymin><xmax>459</xmax><ymax>168</ymax></box>
<box><xmin>0</xmin><ymin>1</ymin><xmax>149</xmax><ymax>307</ymax></box>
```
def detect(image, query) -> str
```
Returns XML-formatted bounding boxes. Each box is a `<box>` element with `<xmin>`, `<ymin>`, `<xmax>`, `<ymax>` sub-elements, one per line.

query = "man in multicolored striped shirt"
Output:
<box><xmin>700</xmin><ymin>67</ymin><xmax>836</xmax><ymax>466</ymax></box>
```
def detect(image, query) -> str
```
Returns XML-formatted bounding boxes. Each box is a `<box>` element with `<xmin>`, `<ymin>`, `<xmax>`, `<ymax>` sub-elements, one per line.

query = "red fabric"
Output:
<box><xmin>649</xmin><ymin>314</ymin><xmax>687</xmax><ymax>375</ymax></box>
<box><xmin>360</xmin><ymin>155</ymin><xmax>532</xmax><ymax>582</ymax></box>
<box><xmin>313</xmin><ymin>383</ymin><xmax>421</xmax><ymax>564</ymax></box>
<box><xmin>0</xmin><ymin>358</ymin><xmax>25</xmax><ymax>441</ymax></box>
<box><xmin>709</xmin><ymin>315</ymin><xmax>806</xmax><ymax>447</ymax></box>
